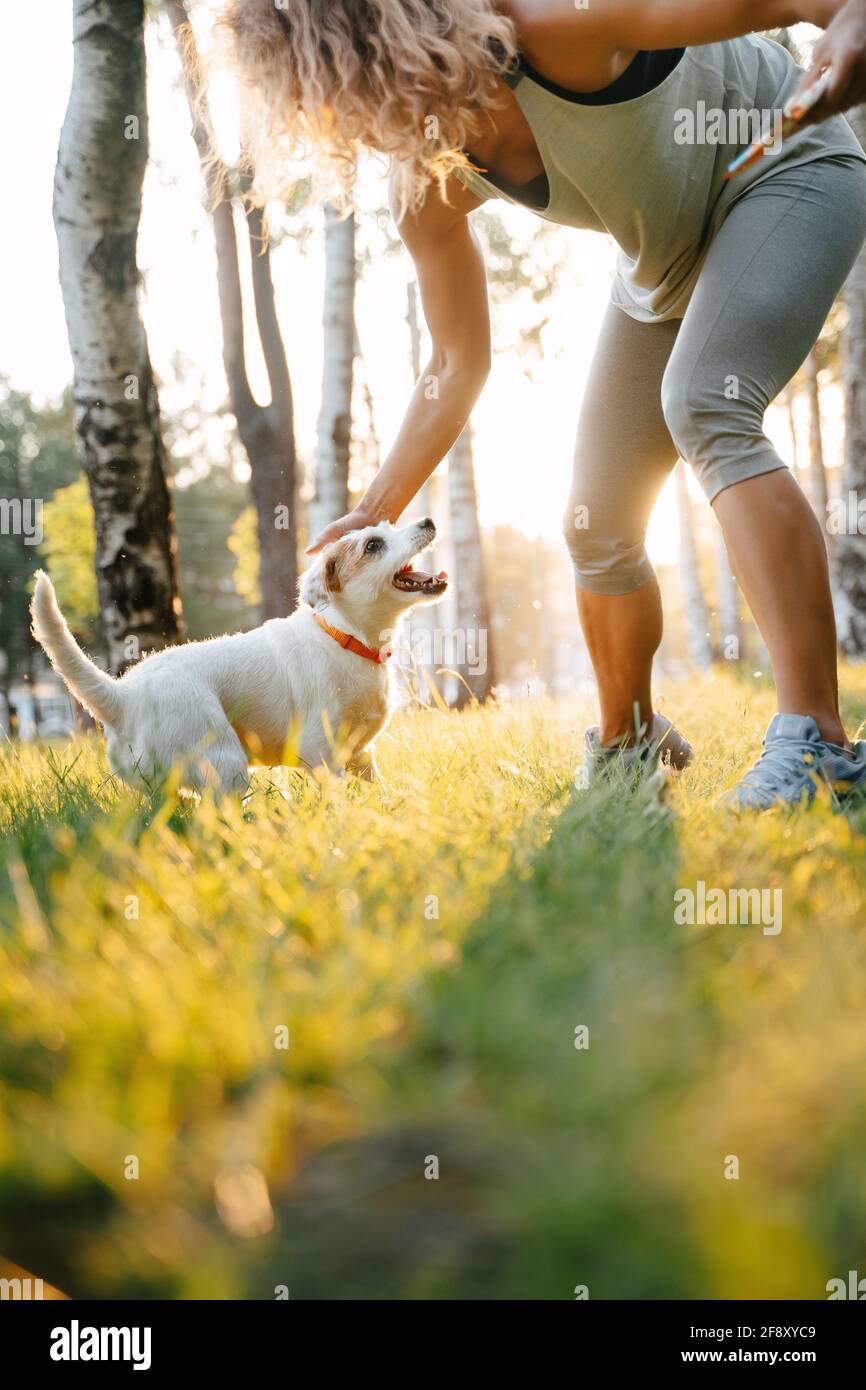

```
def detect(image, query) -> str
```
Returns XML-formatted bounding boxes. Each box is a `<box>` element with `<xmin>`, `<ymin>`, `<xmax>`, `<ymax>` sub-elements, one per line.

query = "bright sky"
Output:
<box><xmin>0</xmin><ymin>8</ymin><xmax>839</xmax><ymax>566</ymax></box>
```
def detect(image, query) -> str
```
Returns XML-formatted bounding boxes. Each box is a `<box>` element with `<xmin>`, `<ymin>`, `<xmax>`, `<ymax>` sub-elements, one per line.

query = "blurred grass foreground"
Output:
<box><xmin>1</xmin><ymin>669</ymin><xmax>866</xmax><ymax>1300</ymax></box>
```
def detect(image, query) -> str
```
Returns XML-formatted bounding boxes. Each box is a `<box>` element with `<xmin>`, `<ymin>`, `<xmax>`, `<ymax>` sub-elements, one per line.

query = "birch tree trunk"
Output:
<box><xmin>804</xmin><ymin>349</ymin><xmax>833</xmax><ymax>568</ymax></box>
<box><xmin>716</xmin><ymin>532</ymin><xmax>742</xmax><ymax>663</ymax></box>
<box><xmin>675</xmin><ymin>462</ymin><xmax>714</xmax><ymax>669</ymax></box>
<box><xmin>785</xmin><ymin>386</ymin><xmax>799</xmax><ymax>471</ymax></box>
<box><xmin>168</xmin><ymin>2</ymin><xmax>297</xmax><ymax>620</ymax></box>
<box><xmin>242</xmin><ymin>183</ymin><xmax>298</xmax><ymax>619</ymax></box>
<box><xmin>352</xmin><ymin>319</ymin><xmax>380</xmax><ymax>480</ymax></box>
<box><xmin>309</xmin><ymin>204</ymin><xmax>356</xmax><ymax>539</ymax></box>
<box><xmin>54</xmin><ymin>0</ymin><xmax>183</xmax><ymax>671</ymax></box>
<box><xmin>447</xmin><ymin>426</ymin><xmax>496</xmax><ymax>705</ymax></box>
<box><xmin>838</xmin><ymin>105</ymin><xmax>866</xmax><ymax>657</ymax></box>
<box><xmin>406</xmin><ymin>281</ymin><xmax>439</xmax><ymax>528</ymax></box>
<box><xmin>404</xmin><ymin>279</ymin><xmax>439</xmax><ymax>697</ymax></box>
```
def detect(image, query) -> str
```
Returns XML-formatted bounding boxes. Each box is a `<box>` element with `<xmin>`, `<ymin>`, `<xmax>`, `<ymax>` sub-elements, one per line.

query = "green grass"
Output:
<box><xmin>1</xmin><ymin>670</ymin><xmax>866</xmax><ymax>1299</ymax></box>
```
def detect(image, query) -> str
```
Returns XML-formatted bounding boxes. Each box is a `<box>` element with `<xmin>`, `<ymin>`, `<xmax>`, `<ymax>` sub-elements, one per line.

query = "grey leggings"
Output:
<box><xmin>565</xmin><ymin>154</ymin><xmax>866</xmax><ymax>594</ymax></box>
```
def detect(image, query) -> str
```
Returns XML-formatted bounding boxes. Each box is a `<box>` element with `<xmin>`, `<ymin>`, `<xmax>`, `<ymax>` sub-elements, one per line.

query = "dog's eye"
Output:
<box><xmin>364</xmin><ymin>537</ymin><xmax>384</xmax><ymax>554</ymax></box>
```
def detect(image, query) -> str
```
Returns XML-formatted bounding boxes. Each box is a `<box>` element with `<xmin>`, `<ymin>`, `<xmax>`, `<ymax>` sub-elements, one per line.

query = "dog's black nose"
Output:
<box><xmin>418</xmin><ymin>517</ymin><xmax>435</xmax><ymax>531</ymax></box>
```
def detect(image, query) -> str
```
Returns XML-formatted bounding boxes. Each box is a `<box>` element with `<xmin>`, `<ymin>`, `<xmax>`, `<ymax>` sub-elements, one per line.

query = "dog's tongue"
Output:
<box><xmin>394</xmin><ymin>565</ymin><xmax>448</xmax><ymax>590</ymax></box>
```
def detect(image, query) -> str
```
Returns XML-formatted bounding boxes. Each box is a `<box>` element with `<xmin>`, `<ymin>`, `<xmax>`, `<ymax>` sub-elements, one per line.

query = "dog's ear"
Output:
<box><xmin>323</xmin><ymin>539</ymin><xmax>354</xmax><ymax>595</ymax></box>
<box><xmin>299</xmin><ymin>541</ymin><xmax>349</xmax><ymax>610</ymax></box>
<box><xmin>299</xmin><ymin>556</ymin><xmax>328</xmax><ymax>610</ymax></box>
<box><xmin>324</xmin><ymin>552</ymin><xmax>342</xmax><ymax>594</ymax></box>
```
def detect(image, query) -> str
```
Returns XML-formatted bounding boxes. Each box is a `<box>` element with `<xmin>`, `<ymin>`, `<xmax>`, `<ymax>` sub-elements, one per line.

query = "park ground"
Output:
<box><xmin>1</xmin><ymin>668</ymin><xmax>865</xmax><ymax>1299</ymax></box>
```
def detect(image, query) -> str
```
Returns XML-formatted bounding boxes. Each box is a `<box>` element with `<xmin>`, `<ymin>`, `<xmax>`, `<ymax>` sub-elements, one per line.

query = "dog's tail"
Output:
<box><xmin>30</xmin><ymin>570</ymin><xmax>123</xmax><ymax>728</ymax></box>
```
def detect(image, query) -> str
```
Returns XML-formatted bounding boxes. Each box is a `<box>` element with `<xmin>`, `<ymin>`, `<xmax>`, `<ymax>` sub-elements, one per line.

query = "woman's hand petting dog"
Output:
<box><xmin>306</xmin><ymin>507</ymin><xmax>381</xmax><ymax>555</ymax></box>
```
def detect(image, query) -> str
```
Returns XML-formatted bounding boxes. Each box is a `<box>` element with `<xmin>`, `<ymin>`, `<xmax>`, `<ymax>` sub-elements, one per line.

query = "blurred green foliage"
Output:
<box><xmin>0</xmin><ymin>380</ymin><xmax>79</xmax><ymax>685</ymax></box>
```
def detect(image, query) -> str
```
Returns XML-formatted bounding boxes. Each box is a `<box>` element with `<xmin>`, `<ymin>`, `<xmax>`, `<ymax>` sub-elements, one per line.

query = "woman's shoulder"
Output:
<box><xmin>499</xmin><ymin>0</ymin><xmax>627</xmax><ymax>94</ymax></box>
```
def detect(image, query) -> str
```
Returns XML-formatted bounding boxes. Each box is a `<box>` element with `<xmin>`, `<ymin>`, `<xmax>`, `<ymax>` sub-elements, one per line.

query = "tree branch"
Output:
<box><xmin>240</xmin><ymin>174</ymin><xmax>294</xmax><ymax>431</ymax></box>
<box><xmin>166</xmin><ymin>1</ymin><xmax>255</xmax><ymax>425</ymax></box>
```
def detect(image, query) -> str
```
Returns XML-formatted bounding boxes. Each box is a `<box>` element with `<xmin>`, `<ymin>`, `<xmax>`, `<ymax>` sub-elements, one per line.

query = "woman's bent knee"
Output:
<box><xmin>562</xmin><ymin>507</ymin><xmax>655</xmax><ymax>594</ymax></box>
<box><xmin>660</xmin><ymin>372</ymin><xmax>783</xmax><ymax>503</ymax></box>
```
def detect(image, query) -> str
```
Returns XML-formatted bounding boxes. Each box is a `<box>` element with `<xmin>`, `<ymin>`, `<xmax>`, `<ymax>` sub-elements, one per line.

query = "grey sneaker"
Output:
<box><xmin>582</xmin><ymin>713</ymin><xmax>693</xmax><ymax>788</ymax></box>
<box><xmin>719</xmin><ymin>713</ymin><xmax>866</xmax><ymax>812</ymax></box>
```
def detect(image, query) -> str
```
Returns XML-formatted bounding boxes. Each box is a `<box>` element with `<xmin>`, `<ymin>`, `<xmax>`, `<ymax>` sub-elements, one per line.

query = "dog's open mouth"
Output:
<box><xmin>393</xmin><ymin>563</ymin><xmax>449</xmax><ymax>595</ymax></box>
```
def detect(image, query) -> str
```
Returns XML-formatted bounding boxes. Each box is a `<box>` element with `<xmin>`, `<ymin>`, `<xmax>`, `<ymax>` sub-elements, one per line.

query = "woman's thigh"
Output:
<box><xmin>566</xmin><ymin>300</ymin><xmax>680</xmax><ymax>593</ymax></box>
<box><xmin>662</xmin><ymin>154</ymin><xmax>866</xmax><ymax>503</ymax></box>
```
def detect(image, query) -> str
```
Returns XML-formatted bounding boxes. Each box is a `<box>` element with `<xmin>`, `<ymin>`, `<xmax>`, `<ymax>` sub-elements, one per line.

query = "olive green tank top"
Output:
<box><xmin>457</xmin><ymin>35</ymin><xmax>866</xmax><ymax>321</ymax></box>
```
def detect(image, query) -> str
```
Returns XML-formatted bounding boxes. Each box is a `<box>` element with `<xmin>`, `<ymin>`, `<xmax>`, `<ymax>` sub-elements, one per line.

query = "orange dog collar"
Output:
<box><xmin>312</xmin><ymin>610</ymin><xmax>391</xmax><ymax>664</ymax></box>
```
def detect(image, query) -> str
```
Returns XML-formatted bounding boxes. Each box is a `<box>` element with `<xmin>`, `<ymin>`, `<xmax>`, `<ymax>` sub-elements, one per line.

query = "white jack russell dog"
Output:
<box><xmin>31</xmin><ymin>519</ymin><xmax>448</xmax><ymax>793</ymax></box>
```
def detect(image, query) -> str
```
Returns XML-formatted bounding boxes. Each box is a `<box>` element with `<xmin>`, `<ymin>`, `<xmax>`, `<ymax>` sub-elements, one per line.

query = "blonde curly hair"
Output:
<box><xmin>217</xmin><ymin>0</ymin><xmax>517</xmax><ymax>214</ymax></box>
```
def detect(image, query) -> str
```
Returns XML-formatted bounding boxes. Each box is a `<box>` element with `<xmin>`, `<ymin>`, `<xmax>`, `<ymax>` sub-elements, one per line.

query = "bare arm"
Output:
<box><xmin>510</xmin><ymin>0</ymin><xmax>844</xmax><ymax>57</ymax></box>
<box><xmin>509</xmin><ymin>0</ymin><xmax>866</xmax><ymax>115</ymax></box>
<box><xmin>604</xmin><ymin>0</ymin><xmax>866</xmax><ymax>124</ymax></box>
<box><xmin>307</xmin><ymin>175</ymin><xmax>491</xmax><ymax>552</ymax></box>
<box><xmin>603</xmin><ymin>0</ymin><xmax>847</xmax><ymax>48</ymax></box>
